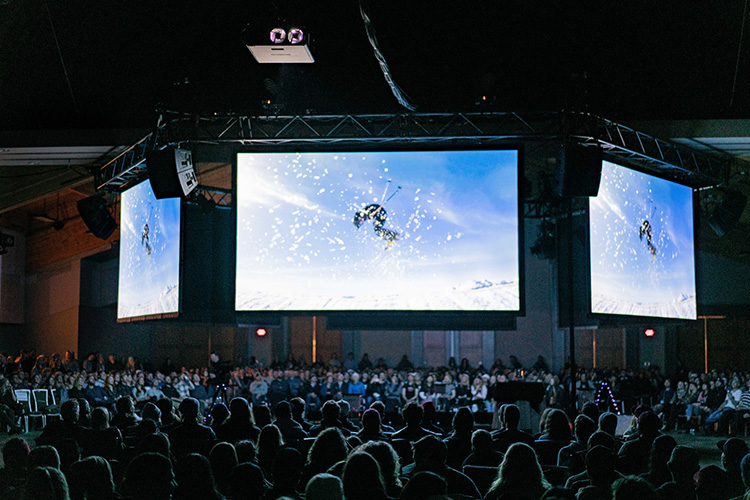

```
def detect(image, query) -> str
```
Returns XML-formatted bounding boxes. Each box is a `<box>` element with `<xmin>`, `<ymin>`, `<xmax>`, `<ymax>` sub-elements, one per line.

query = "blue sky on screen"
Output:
<box><xmin>590</xmin><ymin>161</ymin><xmax>696</xmax><ymax>314</ymax></box>
<box><xmin>118</xmin><ymin>180</ymin><xmax>181</xmax><ymax>318</ymax></box>
<box><xmin>236</xmin><ymin>150</ymin><xmax>518</xmax><ymax>306</ymax></box>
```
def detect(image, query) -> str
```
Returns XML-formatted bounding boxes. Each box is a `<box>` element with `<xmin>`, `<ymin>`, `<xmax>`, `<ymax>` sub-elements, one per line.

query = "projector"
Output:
<box><xmin>246</xmin><ymin>26</ymin><xmax>314</xmax><ymax>63</ymax></box>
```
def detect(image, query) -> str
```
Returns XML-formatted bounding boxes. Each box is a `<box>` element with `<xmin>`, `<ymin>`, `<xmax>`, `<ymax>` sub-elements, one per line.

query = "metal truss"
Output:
<box><xmin>95</xmin><ymin>128</ymin><xmax>164</xmax><ymax>191</ymax></box>
<box><xmin>96</xmin><ymin>111</ymin><xmax>735</xmax><ymax>193</ymax></box>
<box><xmin>185</xmin><ymin>186</ymin><xmax>232</xmax><ymax>209</ymax></box>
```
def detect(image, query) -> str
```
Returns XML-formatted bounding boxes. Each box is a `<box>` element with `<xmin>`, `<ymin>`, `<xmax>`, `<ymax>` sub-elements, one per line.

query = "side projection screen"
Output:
<box><xmin>589</xmin><ymin>161</ymin><xmax>696</xmax><ymax>320</ymax></box>
<box><xmin>236</xmin><ymin>150</ymin><xmax>520</xmax><ymax>312</ymax></box>
<box><xmin>118</xmin><ymin>180</ymin><xmax>181</xmax><ymax>320</ymax></box>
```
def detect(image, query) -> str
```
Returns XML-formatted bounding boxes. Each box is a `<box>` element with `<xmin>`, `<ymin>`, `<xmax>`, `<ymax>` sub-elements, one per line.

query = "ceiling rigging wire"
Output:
<box><xmin>730</xmin><ymin>0</ymin><xmax>749</xmax><ymax>108</ymax></box>
<box><xmin>43</xmin><ymin>0</ymin><xmax>79</xmax><ymax>115</ymax></box>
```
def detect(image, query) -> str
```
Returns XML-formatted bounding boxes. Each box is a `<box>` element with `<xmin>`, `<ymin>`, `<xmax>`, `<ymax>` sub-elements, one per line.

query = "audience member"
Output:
<box><xmin>357</xmin><ymin>440</ymin><xmax>403</xmax><ymax>498</ymax></box>
<box><xmin>0</xmin><ymin>437</ymin><xmax>30</xmax><ymax>498</ymax></box>
<box><xmin>718</xmin><ymin>437</ymin><xmax>749</xmax><ymax>499</ymax></box>
<box><xmin>443</xmin><ymin>406</ymin><xmax>475</xmax><ymax>470</ymax></box>
<box><xmin>123</xmin><ymin>452</ymin><xmax>175</xmax><ymax>500</ymax></box>
<box><xmin>612</xmin><ymin>475</ymin><xmax>659</xmax><ymax>500</ymax></box>
<box><xmin>68</xmin><ymin>456</ymin><xmax>118</xmax><ymax>500</ymax></box>
<box><xmin>398</xmin><ymin>471</ymin><xmax>447</xmax><ymax>500</ymax></box>
<box><xmin>209</xmin><ymin>442</ymin><xmax>238</xmax><ymax>496</ymax></box>
<box><xmin>659</xmin><ymin>445</ymin><xmax>699</xmax><ymax>500</ymax></box>
<box><xmin>639</xmin><ymin>434</ymin><xmax>677</xmax><ymax>489</ymax></box>
<box><xmin>342</xmin><ymin>451</ymin><xmax>391</xmax><ymax>500</ymax></box>
<box><xmin>256</xmin><ymin>424</ymin><xmax>284</xmax><ymax>481</ymax></box>
<box><xmin>226</xmin><ymin>462</ymin><xmax>269</xmax><ymax>500</ymax></box>
<box><xmin>266</xmin><ymin>446</ymin><xmax>305</xmax><ymax>500</ymax></box>
<box><xmin>217</xmin><ymin>397</ymin><xmax>260</xmax><ymax>444</ymax></box>
<box><xmin>29</xmin><ymin>445</ymin><xmax>61</xmax><ymax>470</ymax></box>
<box><xmin>392</xmin><ymin>402</ymin><xmax>438</xmax><ymax>442</ymax></box>
<box><xmin>485</xmin><ymin>442</ymin><xmax>550</xmax><ymax>500</ymax></box>
<box><xmin>491</xmin><ymin>404</ymin><xmax>534</xmax><ymax>452</ymax></box>
<box><xmin>462</xmin><ymin>429</ymin><xmax>504</xmax><ymax>468</ymax></box>
<box><xmin>401</xmin><ymin>435</ymin><xmax>481</xmax><ymax>499</ymax></box>
<box><xmin>557</xmin><ymin>414</ymin><xmax>596</xmax><ymax>475</ymax></box>
<box><xmin>300</xmin><ymin>427</ymin><xmax>349</xmax><ymax>488</ymax></box>
<box><xmin>358</xmin><ymin>408</ymin><xmax>389</xmax><ymax>443</ymax></box>
<box><xmin>617</xmin><ymin>411</ymin><xmax>662</xmax><ymax>475</ymax></box>
<box><xmin>274</xmin><ymin>400</ymin><xmax>307</xmax><ymax>443</ymax></box>
<box><xmin>23</xmin><ymin>466</ymin><xmax>70</xmax><ymax>500</ymax></box>
<box><xmin>305</xmin><ymin>473</ymin><xmax>344</xmax><ymax>500</ymax></box>
<box><xmin>174</xmin><ymin>452</ymin><xmax>225</xmax><ymax>500</ymax></box>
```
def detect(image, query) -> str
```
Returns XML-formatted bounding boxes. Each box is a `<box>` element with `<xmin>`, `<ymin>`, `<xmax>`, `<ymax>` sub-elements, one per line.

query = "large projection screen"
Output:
<box><xmin>236</xmin><ymin>149</ymin><xmax>520</xmax><ymax>313</ymax></box>
<box><xmin>589</xmin><ymin>160</ymin><xmax>696</xmax><ymax>320</ymax></box>
<box><xmin>117</xmin><ymin>180</ymin><xmax>181</xmax><ymax>320</ymax></box>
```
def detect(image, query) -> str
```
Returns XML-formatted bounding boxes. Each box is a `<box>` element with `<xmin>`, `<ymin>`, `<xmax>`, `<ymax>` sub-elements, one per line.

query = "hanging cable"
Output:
<box><xmin>358</xmin><ymin>1</ymin><xmax>417</xmax><ymax>111</ymax></box>
<box><xmin>730</xmin><ymin>0</ymin><xmax>749</xmax><ymax>108</ymax></box>
<box><xmin>43</xmin><ymin>0</ymin><xmax>79</xmax><ymax>115</ymax></box>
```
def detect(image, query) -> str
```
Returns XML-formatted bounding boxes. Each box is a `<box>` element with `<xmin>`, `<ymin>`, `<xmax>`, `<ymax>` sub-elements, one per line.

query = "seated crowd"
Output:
<box><xmin>0</xmin><ymin>349</ymin><xmax>750</xmax><ymax>500</ymax></box>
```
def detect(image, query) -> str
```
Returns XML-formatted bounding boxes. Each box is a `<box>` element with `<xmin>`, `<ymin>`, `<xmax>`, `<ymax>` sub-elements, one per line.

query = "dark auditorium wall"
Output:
<box><xmin>676</xmin><ymin>317</ymin><xmax>750</xmax><ymax>373</ymax></box>
<box><xmin>0</xmin><ymin>323</ymin><xmax>25</xmax><ymax>357</ymax></box>
<box><xmin>78</xmin><ymin>253</ymin><xmax>243</xmax><ymax>368</ymax></box>
<box><xmin>0</xmin><ymin>226</ymin><xmax>25</xmax><ymax>325</ymax></box>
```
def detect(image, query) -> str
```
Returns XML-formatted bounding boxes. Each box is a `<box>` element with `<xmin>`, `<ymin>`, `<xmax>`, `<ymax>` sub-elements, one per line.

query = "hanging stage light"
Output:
<box><xmin>269</xmin><ymin>28</ymin><xmax>287</xmax><ymax>43</ymax></box>
<box><xmin>246</xmin><ymin>24</ymin><xmax>314</xmax><ymax>63</ymax></box>
<box><xmin>288</xmin><ymin>28</ymin><xmax>304</xmax><ymax>44</ymax></box>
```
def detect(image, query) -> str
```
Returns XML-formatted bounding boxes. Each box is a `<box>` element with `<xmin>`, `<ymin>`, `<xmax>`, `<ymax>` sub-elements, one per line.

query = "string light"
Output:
<box><xmin>595</xmin><ymin>381</ymin><xmax>622</xmax><ymax>415</ymax></box>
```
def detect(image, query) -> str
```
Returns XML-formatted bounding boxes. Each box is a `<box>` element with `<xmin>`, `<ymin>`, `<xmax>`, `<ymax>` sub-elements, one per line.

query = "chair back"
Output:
<box><xmin>542</xmin><ymin>465</ymin><xmax>570</xmax><ymax>486</ymax></box>
<box><xmin>463</xmin><ymin>465</ymin><xmax>498</xmax><ymax>497</ymax></box>
<box><xmin>15</xmin><ymin>389</ymin><xmax>34</xmax><ymax>413</ymax></box>
<box><xmin>33</xmin><ymin>389</ymin><xmax>51</xmax><ymax>412</ymax></box>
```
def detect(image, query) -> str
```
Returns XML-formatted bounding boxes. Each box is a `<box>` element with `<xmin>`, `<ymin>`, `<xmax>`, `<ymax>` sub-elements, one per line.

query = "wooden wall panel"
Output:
<box><xmin>459</xmin><ymin>331</ymin><xmax>483</xmax><ymax>367</ymax></box>
<box><xmin>423</xmin><ymin>331</ymin><xmax>447</xmax><ymax>368</ymax></box>
<box><xmin>26</xmin><ymin>213</ymin><xmax>117</xmax><ymax>272</ymax></box>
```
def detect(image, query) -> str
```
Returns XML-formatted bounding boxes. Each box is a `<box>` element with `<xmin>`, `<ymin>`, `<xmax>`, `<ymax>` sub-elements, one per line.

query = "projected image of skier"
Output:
<box><xmin>589</xmin><ymin>161</ymin><xmax>696</xmax><ymax>319</ymax></box>
<box><xmin>118</xmin><ymin>180</ymin><xmax>181</xmax><ymax>319</ymax></box>
<box><xmin>235</xmin><ymin>150</ymin><xmax>520</xmax><ymax>312</ymax></box>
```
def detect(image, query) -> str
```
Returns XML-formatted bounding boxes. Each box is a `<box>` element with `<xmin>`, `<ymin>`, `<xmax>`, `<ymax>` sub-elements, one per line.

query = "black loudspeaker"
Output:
<box><xmin>77</xmin><ymin>196</ymin><xmax>117</xmax><ymax>240</ymax></box>
<box><xmin>556</xmin><ymin>142</ymin><xmax>603</xmax><ymax>197</ymax></box>
<box><xmin>146</xmin><ymin>147</ymin><xmax>197</xmax><ymax>199</ymax></box>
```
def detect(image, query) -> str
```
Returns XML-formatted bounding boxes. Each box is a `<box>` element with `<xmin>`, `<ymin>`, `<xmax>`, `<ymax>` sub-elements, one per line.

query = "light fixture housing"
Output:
<box><xmin>247</xmin><ymin>26</ymin><xmax>314</xmax><ymax>63</ymax></box>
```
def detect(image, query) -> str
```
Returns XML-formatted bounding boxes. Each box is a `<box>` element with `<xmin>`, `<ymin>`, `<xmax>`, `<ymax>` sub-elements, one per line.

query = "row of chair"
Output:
<box><xmin>14</xmin><ymin>388</ymin><xmax>62</xmax><ymax>432</ymax></box>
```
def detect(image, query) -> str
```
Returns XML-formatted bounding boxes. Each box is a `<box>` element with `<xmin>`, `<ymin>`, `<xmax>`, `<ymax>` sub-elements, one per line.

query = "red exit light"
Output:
<box><xmin>644</xmin><ymin>328</ymin><xmax>655</xmax><ymax>337</ymax></box>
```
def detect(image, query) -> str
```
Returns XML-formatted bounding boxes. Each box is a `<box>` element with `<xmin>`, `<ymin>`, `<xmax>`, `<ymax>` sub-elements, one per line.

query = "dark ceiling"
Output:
<box><xmin>2</xmin><ymin>1</ymin><xmax>750</xmax><ymax>131</ymax></box>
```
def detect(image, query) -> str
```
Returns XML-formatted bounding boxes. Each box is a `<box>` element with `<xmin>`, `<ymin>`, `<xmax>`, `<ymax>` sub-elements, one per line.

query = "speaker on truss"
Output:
<box><xmin>557</xmin><ymin>142</ymin><xmax>603</xmax><ymax>197</ymax></box>
<box><xmin>77</xmin><ymin>196</ymin><xmax>117</xmax><ymax>240</ymax></box>
<box><xmin>146</xmin><ymin>147</ymin><xmax>198</xmax><ymax>199</ymax></box>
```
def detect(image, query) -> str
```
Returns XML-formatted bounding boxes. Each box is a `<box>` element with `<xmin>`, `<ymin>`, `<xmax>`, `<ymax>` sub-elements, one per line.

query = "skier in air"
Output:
<box><xmin>142</xmin><ymin>223</ymin><xmax>152</xmax><ymax>258</ymax></box>
<box><xmin>353</xmin><ymin>181</ymin><xmax>401</xmax><ymax>245</ymax></box>
<box><xmin>353</xmin><ymin>204</ymin><xmax>399</xmax><ymax>244</ymax></box>
<box><xmin>639</xmin><ymin>220</ymin><xmax>656</xmax><ymax>259</ymax></box>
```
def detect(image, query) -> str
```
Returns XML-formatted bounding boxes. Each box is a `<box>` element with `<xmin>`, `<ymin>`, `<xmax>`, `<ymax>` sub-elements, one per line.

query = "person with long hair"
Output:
<box><xmin>538</xmin><ymin>409</ymin><xmax>572</xmax><ymax>442</ymax></box>
<box><xmin>300</xmin><ymin>427</ymin><xmax>349</xmax><ymax>488</ymax></box>
<box><xmin>256</xmin><ymin>424</ymin><xmax>283</xmax><ymax>481</ymax></box>
<box><xmin>342</xmin><ymin>451</ymin><xmax>392</xmax><ymax>500</ymax></box>
<box><xmin>356</xmin><ymin>440</ymin><xmax>403</xmax><ymax>498</ymax></box>
<box><xmin>470</xmin><ymin>376</ymin><xmax>487</xmax><ymax>413</ymax></box>
<box><xmin>69</xmin><ymin>456</ymin><xmax>118</xmax><ymax>500</ymax></box>
<box><xmin>217</xmin><ymin>397</ymin><xmax>261</xmax><ymax>444</ymax></box>
<box><xmin>23</xmin><ymin>466</ymin><xmax>70</xmax><ymax>500</ymax></box>
<box><xmin>484</xmin><ymin>442</ymin><xmax>550</xmax><ymax>500</ymax></box>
